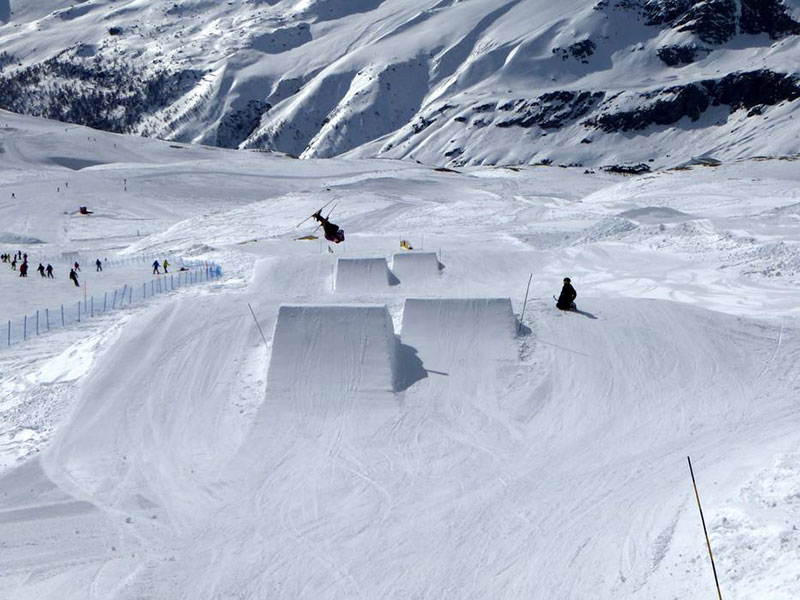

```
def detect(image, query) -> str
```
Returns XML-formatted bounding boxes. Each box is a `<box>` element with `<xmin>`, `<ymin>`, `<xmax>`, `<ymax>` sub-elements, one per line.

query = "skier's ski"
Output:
<box><xmin>311</xmin><ymin>202</ymin><xmax>339</xmax><ymax>234</ymax></box>
<box><xmin>296</xmin><ymin>198</ymin><xmax>336</xmax><ymax>228</ymax></box>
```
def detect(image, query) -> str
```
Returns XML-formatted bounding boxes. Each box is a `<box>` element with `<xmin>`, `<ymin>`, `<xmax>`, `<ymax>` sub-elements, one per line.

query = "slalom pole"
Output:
<box><xmin>687</xmin><ymin>456</ymin><xmax>723</xmax><ymax>600</ymax></box>
<box><xmin>247</xmin><ymin>303</ymin><xmax>268</xmax><ymax>348</ymax></box>
<box><xmin>518</xmin><ymin>273</ymin><xmax>533</xmax><ymax>334</ymax></box>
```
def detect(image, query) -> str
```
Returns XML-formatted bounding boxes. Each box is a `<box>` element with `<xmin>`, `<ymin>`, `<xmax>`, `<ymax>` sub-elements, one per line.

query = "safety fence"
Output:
<box><xmin>2</xmin><ymin>251</ymin><xmax>185</xmax><ymax>271</ymax></box>
<box><xmin>4</xmin><ymin>262</ymin><xmax>222</xmax><ymax>347</ymax></box>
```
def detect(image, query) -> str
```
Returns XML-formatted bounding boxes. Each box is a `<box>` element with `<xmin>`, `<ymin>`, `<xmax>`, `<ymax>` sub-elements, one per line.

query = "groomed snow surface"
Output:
<box><xmin>1</xmin><ymin>110</ymin><xmax>800</xmax><ymax>598</ymax></box>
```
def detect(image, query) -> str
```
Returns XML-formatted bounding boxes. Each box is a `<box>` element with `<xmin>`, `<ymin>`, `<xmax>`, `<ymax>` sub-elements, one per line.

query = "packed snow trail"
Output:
<box><xmin>2</xmin><ymin>285</ymin><xmax>798</xmax><ymax>597</ymax></box>
<box><xmin>3</xmin><ymin>112</ymin><xmax>800</xmax><ymax>598</ymax></box>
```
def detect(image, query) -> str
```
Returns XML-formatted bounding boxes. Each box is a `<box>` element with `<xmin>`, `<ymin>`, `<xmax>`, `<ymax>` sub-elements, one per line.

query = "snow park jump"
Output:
<box><xmin>391</xmin><ymin>252</ymin><xmax>441</xmax><ymax>284</ymax></box>
<box><xmin>400</xmin><ymin>298</ymin><xmax>518</xmax><ymax>371</ymax></box>
<box><xmin>266</xmin><ymin>304</ymin><xmax>397</xmax><ymax>397</ymax></box>
<box><xmin>334</xmin><ymin>258</ymin><xmax>393</xmax><ymax>292</ymax></box>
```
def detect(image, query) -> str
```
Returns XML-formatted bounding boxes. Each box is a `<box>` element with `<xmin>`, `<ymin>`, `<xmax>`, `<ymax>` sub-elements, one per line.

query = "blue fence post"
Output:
<box><xmin>23</xmin><ymin>315</ymin><xmax>27</xmax><ymax>341</ymax></box>
<box><xmin>36</xmin><ymin>310</ymin><xmax>39</xmax><ymax>336</ymax></box>
<box><xmin>46</xmin><ymin>308</ymin><xmax>50</xmax><ymax>331</ymax></box>
<box><xmin>171</xmin><ymin>274</ymin><xmax>174</xmax><ymax>291</ymax></box>
<box><xmin>129</xmin><ymin>285</ymin><xmax>133</xmax><ymax>304</ymax></box>
<box><xmin>61</xmin><ymin>304</ymin><xmax>64</xmax><ymax>327</ymax></box>
<box><xmin>104</xmin><ymin>292</ymin><xmax>107</xmax><ymax>312</ymax></box>
<box><xmin>151</xmin><ymin>280</ymin><xmax>154</xmax><ymax>295</ymax></box>
<box><xmin>91</xmin><ymin>296</ymin><xmax>94</xmax><ymax>318</ymax></box>
<box><xmin>7</xmin><ymin>320</ymin><xmax>10</xmax><ymax>346</ymax></box>
<box><xmin>121</xmin><ymin>285</ymin><xmax>127</xmax><ymax>307</ymax></box>
<box><xmin>143</xmin><ymin>282</ymin><xmax>146</xmax><ymax>299</ymax></box>
<box><xmin>77</xmin><ymin>301</ymin><xmax>81</xmax><ymax>323</ymax></box>
<box><xmin>113</xmin><ymin>290</ymin><xmax>117</xmax><ymax>309</ymax></box>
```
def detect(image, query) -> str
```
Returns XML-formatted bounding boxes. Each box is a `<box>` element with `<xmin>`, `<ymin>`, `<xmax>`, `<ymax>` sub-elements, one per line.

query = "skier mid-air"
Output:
<box><xmin>312</xmin><ymin>210</ymin><xmax>345</xmax><ymax>244</ymax></box>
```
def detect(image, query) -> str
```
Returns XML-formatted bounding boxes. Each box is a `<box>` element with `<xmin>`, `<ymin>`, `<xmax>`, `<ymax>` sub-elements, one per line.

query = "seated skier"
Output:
<box><xmin>312</xmin><ymin>211</ymin><xmax>345</xmax><ymax>244</ymax></box>
<box><xmin>556</xmin><ymin>277</ymin><xmax>577</xmax><ymax>310</ymax></box>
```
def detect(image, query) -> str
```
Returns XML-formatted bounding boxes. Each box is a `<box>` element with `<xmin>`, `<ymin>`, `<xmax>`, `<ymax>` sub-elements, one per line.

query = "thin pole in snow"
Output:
<box><xmin>518</xmin><ymin>273</ymin><xmax>533</xmax><ymax>334</ymax></box>
<box><xmin>46</xmin><ymin>308</ymin><xmax>50</xmax><ymax>331</ymax></box>
<box><xmin>23</xmin><ymin>315</ymin><xmax>27</xmax><ymax>340</ymax></box>
<box><xmin>113</xmin><ymin>290</ymin><xmax>117</xmax><ymax>309</ymax></box>
<box><xmin>91</xmin><ymin>296</ymin><xmax>94</xmax><ymax>318</ymax></box>
<box><xmin>104</xmin><ymin>291</ymin><xmax>107</xmax><ymax>312</ymax></box>
<box><xmin>688</xmin><ymin>456</ymin><xmax>723</xmax><ymax>600</ymax></box>
<box><xmin>247</xmin><ymin>303</ymin><xmax>268</xmax><ymax>349</ymax></box>
<box><xmin>36</xmin><ymin>310</ymin><xmax>39</xmax><ymax>336</ymax></box>
<box><xmin>61</xmin><ymin>304</ymin><xmax>65</xmax><ymax>327</ymax></box>
<box><xmin>7</xmin><ymin>320</ymin><xmax>10</xmax><ymax>346</ymax></box>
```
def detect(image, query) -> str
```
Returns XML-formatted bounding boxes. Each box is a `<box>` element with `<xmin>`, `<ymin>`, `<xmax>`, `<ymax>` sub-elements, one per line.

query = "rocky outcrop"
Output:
<box><xmin>639</xmin><ymin>0</ymin><xmax>800</xmax><ymax>44</ymax></box>
<box><xmin>674</xmin><ymin>0</ymin><xmax>737</xmax><ymax>44</ymax></box>
<box><xmin>739</xmin><ymin>0</ymin><xmax>800</xmax><ymax>38</ymax></box>
<box><xmin>495</xmin><ymin>91</ymin><xmax>604</xmax><ymax>129</ymax></box>
<box><xmin>552</xmin><ymin>39</ymin><xmax>596</xmax><ymax>62</ymax></box>
<box><xmin>656</xmin><ymin>44</ymin><xmax>709</xmax><ymax>65</ymax></box>
<box><xmin>586</xmin><ymin>70</ymin><xmax>800</xmax><ymax>132</ymax></box>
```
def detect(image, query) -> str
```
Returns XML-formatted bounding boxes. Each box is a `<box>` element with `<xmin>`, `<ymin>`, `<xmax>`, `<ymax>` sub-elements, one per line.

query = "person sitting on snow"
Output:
<box><xmin>312</xmin><ymin>211</ymin><xmax>345</xmax><ymax>244</ymax></box>
<box><xmin>556</xmin><ymin>277</ymin><xmax>577</xmax><ymax>311</ymax></box>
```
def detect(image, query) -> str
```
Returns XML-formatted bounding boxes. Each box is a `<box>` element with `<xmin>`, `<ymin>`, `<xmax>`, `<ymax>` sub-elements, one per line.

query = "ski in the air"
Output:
<box><xmin>296</xmin><ymin>198</ymin><xmax>336</xmax><ymax>228</ymax></box>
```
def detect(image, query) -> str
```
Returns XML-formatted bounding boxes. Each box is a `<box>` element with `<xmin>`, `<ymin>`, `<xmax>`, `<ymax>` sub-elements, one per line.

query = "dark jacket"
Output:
<box><xmin>557</xmin><ymin>283</ymin><xmax>577</xmax><ymax>309</ymax></box>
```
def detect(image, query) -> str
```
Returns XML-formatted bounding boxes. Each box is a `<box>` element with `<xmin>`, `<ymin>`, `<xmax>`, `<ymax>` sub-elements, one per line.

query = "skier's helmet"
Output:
<box><xmin>563</xmin><ymin>277</ymin><xmax>571</xmax><ymax>283</ymax></box>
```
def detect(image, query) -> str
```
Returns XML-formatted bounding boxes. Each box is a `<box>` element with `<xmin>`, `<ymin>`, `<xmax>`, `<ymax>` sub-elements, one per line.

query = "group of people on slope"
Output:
<box><xmin>2</xmin><ymin>252</ymin><xmax>109</xmax><ymax>288</ymax></box>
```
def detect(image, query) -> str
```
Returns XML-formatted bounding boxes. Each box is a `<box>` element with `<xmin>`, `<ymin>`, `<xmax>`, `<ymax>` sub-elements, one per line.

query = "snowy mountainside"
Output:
<box><xmin>1</xmin><ymin>110</ymin><xmax>800</xmax><ymax>598</ymax></box>
<box><xmin>1</xmin><ymin>0</ymin><xmax>799</xmax><ymax>167</ymax></box>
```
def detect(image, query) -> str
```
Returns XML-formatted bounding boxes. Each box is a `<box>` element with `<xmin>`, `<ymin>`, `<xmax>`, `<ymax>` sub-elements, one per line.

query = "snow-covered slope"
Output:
<box><xmin>1</xmin><ymin>111</ymin><xmax>800</xmax><ymax>599</ymax></box>
<box><xmin>1</xmin><ymin>0</ymin><xmax>799</xmax><ymax>167</ymax></box>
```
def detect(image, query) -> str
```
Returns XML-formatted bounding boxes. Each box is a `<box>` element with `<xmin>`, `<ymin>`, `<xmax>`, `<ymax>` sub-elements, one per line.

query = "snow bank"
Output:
<box><xmin>391</xmin><ymin>252</ymin><xmax>441</xmax><ymax>284</ymax></box>
<box><xmin>266</xmin><ymin>304</ymin><xmax>397</xmax><ymax>396</ymax></box>
<box><xmin>334</xmin><ymin>257</ymin><xmax>393</xmax><ymax>292</ymax></box>
<box><xmin>400</xmin><ymin>298</ymin><xmax>517</xmax><ymax>371</ymax></box>
<box><xmin>0</xmin><ymin>232</ymin><xmax>43</xmax><ymax>244</ymax></box>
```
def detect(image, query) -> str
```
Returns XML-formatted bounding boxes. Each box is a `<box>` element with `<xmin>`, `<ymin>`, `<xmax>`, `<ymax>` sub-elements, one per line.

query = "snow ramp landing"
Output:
<box><xmin>266</xmin><ymin>305</ymin><xmax>397</xmax><ymax>398</ymax></box>
<box><xmin>335</xmin><ymin>258</ymin><xmax>393</xmax><ymax>292</ymax></box>
<box><xmin>391</xmin><ymin>252</ymin><xmax>441</xmax><ymax>284</ymax></box>
<box><xmin>400</xmin><ymin>298</ymin><xmax>517</xmax><ymax>372</ymax></box>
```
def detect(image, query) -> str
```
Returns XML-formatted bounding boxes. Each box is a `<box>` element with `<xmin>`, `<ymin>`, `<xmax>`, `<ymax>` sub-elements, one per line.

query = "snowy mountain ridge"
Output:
<box><xmin>1</xmin><ymin>0</ymin><xmax>800</xmax><ymax>167</ymax></box>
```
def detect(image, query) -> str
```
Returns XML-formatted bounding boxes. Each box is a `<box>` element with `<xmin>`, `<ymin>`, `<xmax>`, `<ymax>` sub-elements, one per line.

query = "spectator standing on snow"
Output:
<box><xmin>556</xmin><ymin>277</ymin><xmax>577</xmax><ymax>311</ymax></box>
<box><xmin>69</xmin><ymin>268</ymin><xmax>80</xmax><ymax>287</ymax></box>
<box><xmin>163</xmin><ymin>259</ymin><xmax>169</xmax><ymax>273</ymax></box>
<box><xmin>152</xmin><ymin>260</ymin><xmax>161</xmax><ymax>274</ymax></box>
<box><xmin>19</xmin><ymin>261</ymin><xmax>28</xmax><ymax>277</ymax></box>
<box><xmin>46</xmin><ymin>264</ymin><xmax>54</xmax><ymax>278</ymax></box>
<box><xmin>73</xmin><ymin>261</ymin><xmax>80</xmax><ymax>272</ymax></box>
<box><xmin>11</xmin><ymin>258</ymin><xmax>16</xmax><ymax>270</ymax></box>
<box><xmin>96</xmin><ymin>258</ymin><xmax>103</xmax><ymax>272</ymax></box>
<box><xmin>37</xmin><ymin>263</ymin><xmax>45</xmax><ymax>277</ymax></box>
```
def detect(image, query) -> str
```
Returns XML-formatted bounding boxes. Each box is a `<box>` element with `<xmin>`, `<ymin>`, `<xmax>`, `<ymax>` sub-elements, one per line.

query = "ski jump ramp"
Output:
<box><xmin>391</xmin><ymin>252</ymin><xmax>441</xmax><ymax>284</ymax></box>
<box><xmin>400</xmin><ymin>298</ymin><xmax>518</xmax><ymax>372</ymax></box>
<box><xmin>335</xmin><ymin>258</ymin><xmax>392</xmax><ymax>292</ymax></box>
<box><xmin>266</xmin><ymin>305</ymin><xmax>397</xmax><ymax>397</ymax></box>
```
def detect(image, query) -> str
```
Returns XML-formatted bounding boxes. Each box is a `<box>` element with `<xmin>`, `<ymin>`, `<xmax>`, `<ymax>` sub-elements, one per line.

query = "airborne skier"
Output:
<box><xmin>312</xmin><ymin>210</ymin><xmax>345</xmax><ymax>244</ymax></box>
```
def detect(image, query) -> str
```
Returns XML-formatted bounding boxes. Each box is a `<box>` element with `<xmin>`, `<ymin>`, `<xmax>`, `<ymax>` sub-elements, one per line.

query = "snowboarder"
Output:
<box><xmin>312</xmin><ymin>211</ymin><xmax>345</xmax><ymax>244</ymax></box>
<box><xmin>69</xmin><ymin>268</ymin><xmax>79</xmax><ymax>287</ymax></box>
<box><xmin>96</xmin><ymin>258</ymin><xmax>102</xmax><ymax>272</ymax></box>
<box><xmin>45</xmin><ymin>264</ymin><xmax>54</xmax><ymax>278</ymax></box>
<box><xmin>37</xmin><ymin>263</ymin><xmax>45</xmax><ymax>277</ymax></box>
<box><xmin>556</xmin><ymin>277</ymin><xmax>577</xmax><ymax>311</ymax></box>
<box><xmin>163</xmin><ymin>259</ymin><xmax>169</xmax><ymax>273</ymax></box>
<box><xmin>152</xmin><ymin>260</ymin><xmax>161</xmax><ymax>274</ymax></box>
